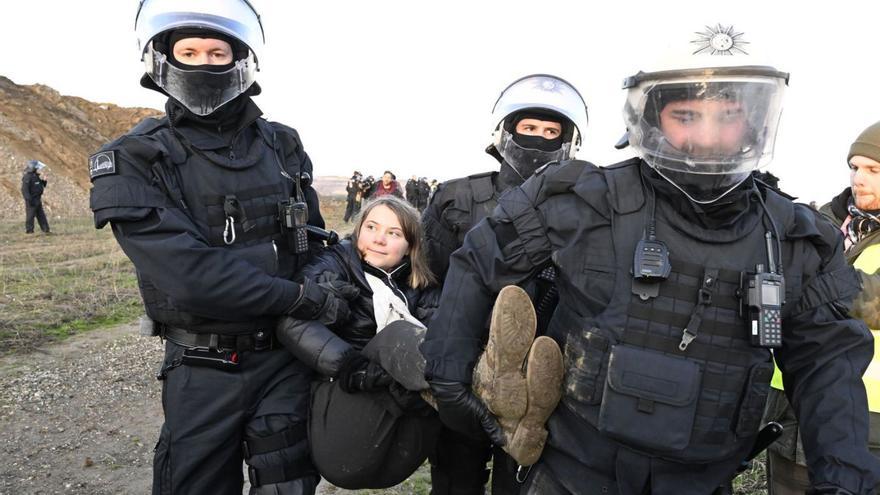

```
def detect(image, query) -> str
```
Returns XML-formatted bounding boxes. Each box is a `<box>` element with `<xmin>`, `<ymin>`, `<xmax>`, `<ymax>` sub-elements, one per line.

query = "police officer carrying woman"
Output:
<box><xmin>90</xmin><ymin>1</ymin><xmax>349</xmax><ymax>493</ymax></box>
<box><xmin>423</xmin><ymin>25</ymin><xmax>880</xmax><ymax>494</ymax></box>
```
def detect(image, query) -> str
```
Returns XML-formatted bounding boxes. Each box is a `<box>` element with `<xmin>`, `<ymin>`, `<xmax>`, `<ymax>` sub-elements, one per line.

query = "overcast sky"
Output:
<box><xmin>1</xmin><ymin>1</ymin><xmax>878</xmax><ymax>204</ymax></box>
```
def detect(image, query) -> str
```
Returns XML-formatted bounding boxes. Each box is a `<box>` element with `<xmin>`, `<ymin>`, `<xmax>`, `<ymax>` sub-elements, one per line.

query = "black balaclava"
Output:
<box><xmin>504</xmin><ymin>110</ymin><xmax>569</xmax><ymax>151</ymax></box>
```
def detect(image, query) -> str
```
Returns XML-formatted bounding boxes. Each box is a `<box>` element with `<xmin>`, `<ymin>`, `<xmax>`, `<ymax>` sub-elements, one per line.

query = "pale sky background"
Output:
<box><xmin>1</xmin><ymin>1</ymin><xmax>878</xmax><ymax>204</ymax></box>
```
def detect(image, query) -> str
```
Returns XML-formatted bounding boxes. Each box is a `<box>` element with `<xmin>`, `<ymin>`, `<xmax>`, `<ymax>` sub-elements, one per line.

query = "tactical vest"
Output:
<box><xmin>123</xmin><ymin>118</ymin><xmax>308</xmax><ymax>334</ymax></box>
<box><xmin>443</xmin><ymin>172</ymin><xmax>498</xmax><ymax>244</ymax></box>
<box><xmin>547</xmin><ymin>161</ymin><xmax>806</xmax><ymax>464</ymax></box>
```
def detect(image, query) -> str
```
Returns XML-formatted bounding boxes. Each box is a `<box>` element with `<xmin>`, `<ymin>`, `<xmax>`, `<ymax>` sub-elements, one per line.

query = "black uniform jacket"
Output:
<box><xmin>421</xmin><ymin>162</ymin><xmax>524</xmax><ymax>279</ymax></box>
<box><xmin>89</xmin><ymin>98</ymin><xmax>323</xmax><ymax>329</ymax></box>
<box><xmin>21</xmin><ymin>171</ymin><xmax>46</xmax><ymax>205</ymax></box>
<box><xmin>424</xmin><ymin>158</ymin><xmax>880</xmax><ymax>491</ymax></box>
<box><xmin>277</xmin><ymin>239</ymin><xmax>440</xmax><ymax>377</ymax></box>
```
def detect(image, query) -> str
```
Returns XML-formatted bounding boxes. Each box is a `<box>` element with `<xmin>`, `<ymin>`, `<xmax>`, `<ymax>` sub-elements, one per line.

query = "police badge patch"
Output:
<box><xmin>89</xmin><ymin>151</ymin><xmax>117</xmax><ymax>180</ymax></box>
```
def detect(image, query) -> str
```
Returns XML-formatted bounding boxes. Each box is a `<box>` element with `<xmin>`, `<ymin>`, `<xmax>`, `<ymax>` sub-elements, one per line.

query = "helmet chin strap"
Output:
<box><xmin>652</xmin><ymin>166</ymin><xmax>749</xmax><ymax>205</ymax></box>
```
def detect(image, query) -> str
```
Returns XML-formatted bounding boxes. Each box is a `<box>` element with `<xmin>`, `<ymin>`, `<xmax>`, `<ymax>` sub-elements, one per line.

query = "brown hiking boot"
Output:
<box><xmin>504</xmin><ymin>336</ymin><xmax>564</xmax><ymax>466</ymax></box>
<box><xmin>473</xmin><ymin>285</ymin><xmax>537</xmax><ymax>421</ymax></box>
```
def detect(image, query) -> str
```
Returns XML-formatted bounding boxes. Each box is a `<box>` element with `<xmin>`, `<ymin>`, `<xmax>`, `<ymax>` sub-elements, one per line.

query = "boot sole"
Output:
<box><xmin>506</xmin><ymin>336</ymin><xmax>564</xmax><ymax>466</ymax></box>
<box><xmin>485</xmin><ymin>286</ymin><xmax>537</xmax><ymax>420</ymax></box>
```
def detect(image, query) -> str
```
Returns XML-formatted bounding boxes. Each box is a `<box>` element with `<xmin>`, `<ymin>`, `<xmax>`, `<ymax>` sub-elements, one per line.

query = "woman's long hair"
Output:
<box><xmin>350</xmin><ymin>195</ymin><xmax>437</xmax><ymax>290</ymax></box>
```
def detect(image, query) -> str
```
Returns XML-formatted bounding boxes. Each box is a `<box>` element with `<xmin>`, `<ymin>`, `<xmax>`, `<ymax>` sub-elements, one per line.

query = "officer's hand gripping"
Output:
<box><xmin>337</xmin><ymin>352</ymin><xmax>393</xmax><ymax>393</ymax></box>
<box><xmin>288</xmin><ymin>277</ymin><xmax>357</xmax><ymax>327</ymax></box>
<box><xmin>429</xmin><ymin>379</ymin><xmax>506</xmax><ymax>446</ymax></box>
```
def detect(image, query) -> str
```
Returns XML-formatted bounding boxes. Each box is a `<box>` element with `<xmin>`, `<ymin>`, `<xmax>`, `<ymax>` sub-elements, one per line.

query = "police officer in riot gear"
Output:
<box><xmin>423</xmin><ymin>73</ymin><xmax>588</xmax><ymax>278</ymax></box>
<box><xmin>421</xmin><ymin>74</ymin><xmax>588</xmax><ymax>494</ymax></box>
<box><xmin>21</xmin><ymin>160</ymin><xmax>50</xmax><ymax>234</ymax></box>
<box><xmin>423</xmin><ymin>25</ymin><xmax>880</xmax><ymax>494</ymax></box>
<box><xmin>89</xmin><ymin>1</ymin><xmax>348</xmax><ymax>493</ymax></box>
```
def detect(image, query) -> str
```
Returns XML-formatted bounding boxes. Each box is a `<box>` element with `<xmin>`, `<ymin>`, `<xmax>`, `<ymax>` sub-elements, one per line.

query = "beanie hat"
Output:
<box><xmin>849</xmin><ymin>120</ymin><xmax>880</xmax><ymax>165</ymax></box>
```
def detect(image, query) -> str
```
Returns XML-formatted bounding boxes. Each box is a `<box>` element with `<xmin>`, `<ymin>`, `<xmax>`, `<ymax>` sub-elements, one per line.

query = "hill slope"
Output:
<box><xmin>0</xmin><ymin>76</ymin><xmax>159</xmax><ymax>220</ymax></box>
<box><xmin>0</xmin><ymin>76</ymin><xmax>351</xmax><ymax>221</ymax></box>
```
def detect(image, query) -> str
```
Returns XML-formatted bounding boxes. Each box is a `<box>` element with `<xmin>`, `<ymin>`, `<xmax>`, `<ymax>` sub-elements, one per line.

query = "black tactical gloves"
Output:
<box><xmin>428</xmin><ymin>379</ymin><xmax>506</xmax><ymax>446</ymax></box>
<box><xmin>337</xmin><ymin>352</ymin><xmax>393</xmax><ymax>393</ymax></box>
<box><xmin>288</xmin><ymin>277</ymin><xmax>356</xmax><ymax>327</ymax></box>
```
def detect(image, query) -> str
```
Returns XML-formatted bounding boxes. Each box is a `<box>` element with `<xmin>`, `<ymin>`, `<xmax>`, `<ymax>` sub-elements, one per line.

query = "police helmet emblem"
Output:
<box><xmin>691</xmin><ymin>24</ymin><xmax>749</xmax><ymax>56</ymax></box>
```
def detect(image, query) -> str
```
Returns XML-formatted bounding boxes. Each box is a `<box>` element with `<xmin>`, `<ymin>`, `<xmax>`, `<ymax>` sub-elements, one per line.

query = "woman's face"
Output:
<box><xmin>357</xmin><ymin>205</ymin><xmax>410</xmax><ymax>271</ymax></box>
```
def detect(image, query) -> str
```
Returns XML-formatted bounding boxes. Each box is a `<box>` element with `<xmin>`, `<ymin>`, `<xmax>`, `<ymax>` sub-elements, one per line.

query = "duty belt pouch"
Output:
<box><xmin>180</xmin><ymin>348</ymin><xmax>240</xmax><ymax>371</ymax></box>
<box><xmin>734</xmin><ymin>361</ymin><xmax>774</xmax><ymax>436</ymax></box>
<box><xmin>598</xmin><ymin>345</ymin><xmax>701</xmax><ymax>451</ymax></box>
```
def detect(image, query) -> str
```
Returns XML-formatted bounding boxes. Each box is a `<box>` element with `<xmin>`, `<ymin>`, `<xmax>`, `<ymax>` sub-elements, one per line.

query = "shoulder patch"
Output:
<box><xmin>89</xmin><ymin>151</ymin><xmax>117</xmax><ymax>180</ymax></box>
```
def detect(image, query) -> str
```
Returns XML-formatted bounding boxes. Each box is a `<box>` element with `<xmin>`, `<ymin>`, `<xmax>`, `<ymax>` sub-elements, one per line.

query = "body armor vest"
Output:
<box><xmin>128</xmin><ymin>118</ymin><xmax>306</xmax><ymax>334</ymax></box>
<box><xmin>547</xmin><ymin>161</ymin><xmax>804</xmax><ymax>463</ymax></box>
<box><xmin>444</xmin><ymin>172</ymin><xmax>499</xmax><ymax>244</ymax></box>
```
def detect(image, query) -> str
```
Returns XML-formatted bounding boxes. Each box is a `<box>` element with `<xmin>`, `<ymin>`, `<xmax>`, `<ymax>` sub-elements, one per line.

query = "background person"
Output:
<box><xmin>372</xmin><ymin>170</ymin><xmax>403</xmax><ymax>198</ymax></box>
<box><xmin>765</xmin><ymin>120</ymin><xmax>880</xmax><ymax>494</ymax></box>
<box><xmin>21</xmin><ymin>159</ymin><xmax>50</xmax><ymax>234</ymax></box>
<box><xmin>344</xmin><ymin>170</ymin><xmax>363</xmax><ymax>223</ymax></box>
<box><xmin>420</xmin><ymin>73</ymin><xmax>588</xmax><ymax>494</ymax></box>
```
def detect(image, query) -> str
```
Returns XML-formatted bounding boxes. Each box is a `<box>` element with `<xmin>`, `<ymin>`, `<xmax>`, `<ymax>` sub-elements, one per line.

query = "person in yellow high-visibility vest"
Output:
<box><xmin>765</xmin><ymin>120</ymin><xmax>880</xmax><ymax>494</ymax></box>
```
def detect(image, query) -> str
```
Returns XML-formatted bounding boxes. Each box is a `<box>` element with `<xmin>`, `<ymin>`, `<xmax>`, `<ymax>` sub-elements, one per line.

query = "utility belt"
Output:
<box><xmin>160</xmin><ymin>324</ymin><xmax>278</xmax><ymax>353</ymax></box>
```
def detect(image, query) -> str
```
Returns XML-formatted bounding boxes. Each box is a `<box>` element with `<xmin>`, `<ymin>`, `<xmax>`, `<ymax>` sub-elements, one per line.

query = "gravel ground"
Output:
<box><xmin>0</xmin><ymin>323</ymin><xmax>351</xmax><ymax>495</ymax></box>
<box><xmin>0</xmin><ymin>323</ymin><xmax>161</xmax><ymax>494</ymax></box>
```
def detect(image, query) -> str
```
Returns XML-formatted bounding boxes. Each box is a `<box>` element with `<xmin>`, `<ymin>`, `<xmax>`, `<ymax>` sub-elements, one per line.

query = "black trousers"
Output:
<box><xmin>343</xmin><ymin>197</ymin><xmax>359</xmax><ymax>222</ymax></box>
<box><xmin>153</xmin><ymin>341</ymin><xmax>318</xmax><ymax>495</ymax></box>
<box><xmin>25</xmin><ymin>202</ymin><xmax>49</xmax><ymax>233</ymax></box>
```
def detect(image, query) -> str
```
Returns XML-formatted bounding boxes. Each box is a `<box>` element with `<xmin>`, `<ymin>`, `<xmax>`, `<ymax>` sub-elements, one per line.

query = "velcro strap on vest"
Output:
<box><xmin>794</xmin><ymin>265</ymin><xmax>862</xmax><ymax>314</ymax></box>
<box><xmin>622</xmin><ymin>328</ymin><xmax>754</xmax><ymax>367</ymax></box>
<box><xmin>161</xmin><ymin>326</ymin><xmax>275</xmax><ymax>352</ymax></box>
<box><xmin>498</xmin><ymin>187</ymin><xmax>552</xmax><ymax>265</ymax></box>
<box><xmin>242</xmin><ymin>423</ymin><xmax>307</xmax><ymax>459</ymax></box>
<box><xmin>627</xmin><ymin>303</ymin><xmax>742</xmax><ymax>339</ymax></box>
<box><xmin>89</xmin><ymin>181</ymin><xmax>171</xmax><ymax>210</ymax></box>
<box><xmin>247</xmin><ymin>457</ymin><xmax>316</xmax><ymax>487</ymax></box>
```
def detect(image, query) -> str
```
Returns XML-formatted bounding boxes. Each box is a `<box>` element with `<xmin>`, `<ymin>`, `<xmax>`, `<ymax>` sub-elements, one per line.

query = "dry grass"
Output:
<box><xmin>0</xmin><ymin>197</ymin><xmax>348</xmax><ymax>356</ymax></box>
<box><xmin>0</xmin><ymin>217</ymin><xmax>141</xmax><ymax>354</ymax></box>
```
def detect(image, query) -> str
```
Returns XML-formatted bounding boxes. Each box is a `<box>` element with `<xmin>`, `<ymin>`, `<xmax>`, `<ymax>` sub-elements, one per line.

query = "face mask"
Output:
<box><xmin>496</xmin><ymin>129</ymin><xmax>568</xmax><ymax>179</ymax></box>
<box><xmin>512</xmin><ymin>132</ymin><xmax>563</xmax><ymax>152</ymax></box>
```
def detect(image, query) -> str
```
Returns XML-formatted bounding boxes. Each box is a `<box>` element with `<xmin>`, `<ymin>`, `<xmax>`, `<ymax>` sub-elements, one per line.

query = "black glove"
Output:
<box><xmin>316</xmin><ymin>271</ymin><xmax>360</xmax><ymax>300</ymax></box>
<box><xmin>429</xmin><ymin>379</ymin><xmax>506</xmax><ymax>446</ymax></box>
<box><xmin>807</xmin><ymin>485</ymin><xmax>855</xmax><ymax>495</ymax></box>
<box><xmin>288</xmin><ymin>278</ymin><xmax>352</xmax><ymax>327</ymax></box>
<box><xmin>337</xmin><ymin>352</ymin><xmax>393</xmax><ymax>393</ymax></box>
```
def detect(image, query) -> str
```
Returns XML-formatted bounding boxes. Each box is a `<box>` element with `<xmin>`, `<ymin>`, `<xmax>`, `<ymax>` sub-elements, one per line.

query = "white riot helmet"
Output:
<box><xmin>25</xmin><ymin>160</ymin><xmax>46</xmax><ymax>173</ymax></box>
<box><xmin>623</xmin><ymin>24</ymin><xmax>788</xmax><ymax>204</ymax></box>
<box><xmin>135</xmin><ymin>0</ymin><xmax>265</xmax><ymax>116</ymax></box>
<box><xmin>489</xmin><ymin>74</ymin><xmax>589</xmax><ymax>178</ymax></box>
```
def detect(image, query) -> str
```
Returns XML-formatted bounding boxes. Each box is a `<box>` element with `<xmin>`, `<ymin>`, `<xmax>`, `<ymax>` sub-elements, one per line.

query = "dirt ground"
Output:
<box><xmin>0</xmin><ymin>322</ymin><xmax>422</xmax><ymax>495</ymax></box>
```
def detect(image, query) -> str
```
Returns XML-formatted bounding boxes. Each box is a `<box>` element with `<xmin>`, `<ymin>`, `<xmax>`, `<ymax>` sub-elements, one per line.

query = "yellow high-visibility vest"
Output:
<box><xmin>770</xmin><ymin>243</ymin><xmax>880</xmax><ymax>412</ymax></box>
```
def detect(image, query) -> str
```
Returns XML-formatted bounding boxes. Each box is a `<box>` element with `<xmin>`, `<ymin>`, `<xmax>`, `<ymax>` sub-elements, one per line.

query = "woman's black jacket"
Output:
<box><xmin>276</xmin><ymin>239</ymin><xmax>440</xmax><ymax>377</ymax></box>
